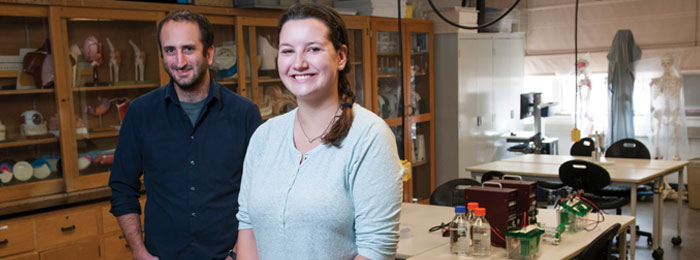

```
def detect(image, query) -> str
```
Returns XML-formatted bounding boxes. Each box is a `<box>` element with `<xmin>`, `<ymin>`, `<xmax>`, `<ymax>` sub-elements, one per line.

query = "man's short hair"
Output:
<box><xmin>157</xmin><ymin>10</ymin><xmax>214</xmax><ymax>56</ymax></box>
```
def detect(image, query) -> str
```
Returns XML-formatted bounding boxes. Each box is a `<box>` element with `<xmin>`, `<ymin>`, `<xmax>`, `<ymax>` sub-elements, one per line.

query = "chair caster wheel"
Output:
<box><xmin>672</xmin><ymin>236</ymin><xmax>682</xmax><ymax>246</ymax></box>
<box><xmin>647</xmin><ymin>237</ymin><xmax>653</xmax><ymax>246</ymax></box>
<box><xmin>652</xmin><ymin>248</ymin><xmax>664</xmax><ymax>260</ymax></box>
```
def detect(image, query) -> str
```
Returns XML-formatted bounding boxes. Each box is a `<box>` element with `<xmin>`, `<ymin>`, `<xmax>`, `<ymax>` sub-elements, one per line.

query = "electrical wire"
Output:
<box><xmin>574</xmin><ymin>0</ymin><xmax>580</xmax><ymax>129</ymax></box>
<box><xmin>426</xmin><ymin>0</ymin><xmax>521</xmax><ymax>30</ymax></box>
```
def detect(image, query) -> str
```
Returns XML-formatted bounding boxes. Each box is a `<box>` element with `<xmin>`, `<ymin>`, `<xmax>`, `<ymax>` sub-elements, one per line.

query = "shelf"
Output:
<box><xmin>413</xmin><ymin>72</ymin><xmax>427</xmax><ymax>77</ymax></box>
<box><xmin>218</xmin><ymin>78</ymin><xmax>239</xmax><ymax>85</ymax></box>
<box><xmin>0</xmin><ymin>70</ymin><xmax>17</xmax><ymax>78</ymax></box>
<box><xmin>411</xmin><ymin>51</ymin><xmax>429</xmax><ymax>55</ymax></box>
<box><xmin>0</xmin><ymin>136</ymin><xmax>59</xmax><ymax>149</ymax></box>
<box><xmin>0</xmin><ymin>88</ymin><xmax>55</xmax><ymax>95</ymax></box>
<box><xmin>73</xmin><ymin>82</ymin><xmax>160</xmax><ymax>92</ymax></box>
<box><xmin>257</xmin><ymin>76</ymin><xmax>282</xmax><ymax>83</ymax></box>
<box><xmin>351</xmin><ymin>61</ymin><xmax>362</xmax><ymax>65</ymax></box>
<box><xmin>412</xmin><ymin>160</ymin><xmax>428</xmax><ymax>168</ymax></box>
<box><xmin>377</xmin><ymin>52</ymin><xmax>400</xmax><ymax>56</ymax></box>
<box><xmin>76</xmin><ymin>130</ymin><xmax>119</xmax><ymax>140</ymax></box>
<box><xmin>378</xmin><ymin>73</ymin><xmax>398</xmax><ymax>79</ymax></box>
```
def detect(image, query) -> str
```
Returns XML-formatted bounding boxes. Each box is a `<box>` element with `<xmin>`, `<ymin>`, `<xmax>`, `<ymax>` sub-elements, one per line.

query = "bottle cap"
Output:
<box><xmin>455</xmin><ymin>206</ymin><xmax>466</xmax><ymax>213</ymax></box>
<box><xmin>467</xmin><ymin>202</ymin><xmax>479</xmax><ymax>210</ymax></box>
<box><xmin>475</xmin><ymin>207</ymin><xmax>486</xmax><ymax>216</ymax></box>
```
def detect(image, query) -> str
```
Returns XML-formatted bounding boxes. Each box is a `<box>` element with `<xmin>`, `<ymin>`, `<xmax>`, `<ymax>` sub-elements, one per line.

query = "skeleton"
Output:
<box><xmin>105</xmin><ymin>38</ymin><xmax>121</xmax><ymax>83</ymax></box>
<box><xmin>128</xmin><ymin>40</ymin><xmax>146</xmax><ymax>81</ymax></box>
<box><xmin>649</xmin><ymin>54</ymin><xmax>683</xmax><ymax>160</ymax></box>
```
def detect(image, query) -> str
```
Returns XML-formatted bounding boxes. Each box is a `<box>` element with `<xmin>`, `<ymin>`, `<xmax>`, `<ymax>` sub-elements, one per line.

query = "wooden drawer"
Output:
<box><xmin>101</xmin><ymin>233</ymin><xmax>132</xmax><ymax>260</ymax></box>
<box><xmin>1</xmin><ymin>251</ymin><xmax>39</xmax><ymax>260</ymax></box>
<box><xmin>38</xmin><ymin>239</ymin><xmax>99</xmax><ymax>260</ymax></box>
<box><xmin>35</xmin><ymin>208</ymin><xmax>98</xmax><ymax>250</ymax></box>
<box><xmin>101</xmin><ymin>205</ymin><xmax>120</xmax><ymax>234</ymax></box>
<box><xmin>0</xmin><ymin>220</ymin><xmax>35</xmax><ymax>258</ymax></box>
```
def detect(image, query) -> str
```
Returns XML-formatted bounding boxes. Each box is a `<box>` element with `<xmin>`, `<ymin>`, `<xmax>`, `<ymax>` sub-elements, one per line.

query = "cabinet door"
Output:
<box><xmin>50</xmin><ymin>7</ymin><xmax>166</xmax><ymax>191</ymax></box>
<box><xmin>371</xmin><ymin>19</ymin><xmax>404</xmax><ymax>162</ymax></box>
<box><xmin>0</xmin><ymin>5</ymin><xmax>65</xmax><ymax>203</ymax></box>
<box><xmin>0</xmin><ymin>220</ymin><xmax>35</xmax><ymax>258</ymax></box>
<box><xmin>404</xmin><ymin>20</ymin><xmax>434</xmax><ymax>201</ymax></box>
<box><xmin>207</xmin><ymin>15</ymin><xmax>242</xmax><ymax>95</ymax></box>
<box><xmin>239</xmin><ymin>16</ymin><xmax>293</xmax><ymax>121</ymax></box>
<box><xmin>39</xmin><ymin>239</ymin><xmax>99</xmax><ymax>260</ymax></box>
<box><xmin>343</xmin><ymin>16</ymin><xmax>372</xmax><ymax>109</ymax></box>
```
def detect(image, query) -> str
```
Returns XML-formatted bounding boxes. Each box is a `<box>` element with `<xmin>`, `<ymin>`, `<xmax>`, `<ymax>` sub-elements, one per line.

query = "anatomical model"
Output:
<box><xmin>649</xmin><ymin>54</ymin><xmax>688</xmax><ymax>160</ymax></box>
<box><xmin>82</xmin><ymin>35</ymin><xmax>103</xmax><ymax>85</ymax></box>
<box><xmin>128</xmin><ymin>40</ymin><xmax>146</xmax><ymax>81</ymax></box>
<box><xmin>69</xmin><ymin>44</ymin><xmax>81</xmax><ymax>87</ymax></box>
<box><xmin>576</xmin><ymin>59</ymin><xmax>595</xmax><ymax>136</ymax></box>
<box><xmin>106</xmin><ymin>38</ymin><xmax>121</xmax><ymax>83</ymax></box>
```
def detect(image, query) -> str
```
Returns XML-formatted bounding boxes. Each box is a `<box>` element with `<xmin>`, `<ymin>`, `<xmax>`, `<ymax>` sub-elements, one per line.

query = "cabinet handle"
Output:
<box><xmin>60</xmin><ymin>225</ymin><xmax>76</xmax><ymax>232</ymax></box>
<box><xmin>0</xmin><ymin>238</ymin><xmax>7</xmax><ymax>245</ymax></box>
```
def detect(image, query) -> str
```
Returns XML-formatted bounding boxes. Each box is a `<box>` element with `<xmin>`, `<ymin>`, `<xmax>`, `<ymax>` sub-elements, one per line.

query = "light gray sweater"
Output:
<box><xmin>237</xmin><ymin>104</ymin><xmax>403</xmax><ymax>260</ymax></box>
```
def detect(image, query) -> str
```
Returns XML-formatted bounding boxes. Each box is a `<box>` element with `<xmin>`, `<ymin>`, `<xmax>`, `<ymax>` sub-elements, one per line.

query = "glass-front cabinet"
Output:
<box><xmin>237</xmin><ymin>16</ymin><xmax>290</xmax><ymax>120</ymax></box>
<box><xmin>208</xmin><ymin>15</ymin><xmax>241</xmax><ymax>95</ymax></box>
<box><xmin>371</xmin><ymin>18</ymin><xmax>433</xmax><ymax>202</ymax></box>
<box><xmin>342</xmin><ymin>16</ymin><xmax>372</xmax><ymax>109</ymax></box>
<box><xmin>0</xmin><ymin>5</ymin><xmax>64</xmax><ymax>202</ymax></box>
<box><xmin>51</xmin><ymin>7</ymin><xmax>166</xmax><ymax>191</ymax></box>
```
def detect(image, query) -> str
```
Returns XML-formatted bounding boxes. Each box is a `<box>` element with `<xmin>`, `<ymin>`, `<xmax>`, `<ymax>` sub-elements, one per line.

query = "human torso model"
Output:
<box><xmin>649</xmin><ymin>54</ymin><xmax>685</xmax><ymax>160</ymax></box>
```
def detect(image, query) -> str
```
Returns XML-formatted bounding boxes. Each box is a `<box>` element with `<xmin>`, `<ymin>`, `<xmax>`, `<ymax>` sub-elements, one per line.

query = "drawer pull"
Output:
<box><xmin>61</xmin><ymin>225</ymin><xmax>76</xmax><ymax>232</ymax></box>
<box><xmin>0</xmin><ymin>238</ymin><xmax>7</xmax><ymax>245</ymax></box>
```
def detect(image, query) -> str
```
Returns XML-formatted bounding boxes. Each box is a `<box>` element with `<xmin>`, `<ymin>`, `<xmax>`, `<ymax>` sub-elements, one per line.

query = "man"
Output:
<box><xmin>109</xmin><ymin>10</ymin><xmax>261</xmax><ymax>260</ymax></box>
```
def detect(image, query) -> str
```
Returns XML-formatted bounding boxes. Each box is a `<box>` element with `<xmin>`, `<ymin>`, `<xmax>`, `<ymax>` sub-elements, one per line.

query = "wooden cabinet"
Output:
<box><xmin>0</xmin><ymin>4</ymin><xmax>65</xmax><ymax>203</ymax></box>
<box><xmin>50</xmin><ymin>6</ymin><xmax>167</xmax><ymax>192</ymax></box>
<box><xmin>370</xmin><ymin>18</ymin><xmax>434</xmax><ymax>202</ymax></box>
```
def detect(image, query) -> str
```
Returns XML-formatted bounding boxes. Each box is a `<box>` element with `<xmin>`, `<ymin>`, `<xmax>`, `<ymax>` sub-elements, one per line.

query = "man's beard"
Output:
<box><xmin>166</xmin><ymin>62</ymin><xmax>208</xmax><ymax>90</ymax></box>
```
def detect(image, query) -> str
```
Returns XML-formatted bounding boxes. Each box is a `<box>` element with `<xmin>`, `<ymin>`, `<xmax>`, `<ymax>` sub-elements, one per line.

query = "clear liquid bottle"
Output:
<box><xmin>471</xmin><ymin>207</ymin><xmax>491</xmax><ymax>257</ymax></box>
<box><xmin>450</xmin><ymin>206</ymin><xmax>470</xmax><ymax>256</ymax></box>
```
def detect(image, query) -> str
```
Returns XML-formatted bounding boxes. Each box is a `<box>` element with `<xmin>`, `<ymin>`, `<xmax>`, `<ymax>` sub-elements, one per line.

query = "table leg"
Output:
<box><xmin>619</xmin><ymin>226</ymin><xmax>628</xmax><ymax>260</ymax></box>
<box><xmin>630</xmin><ymin>185</ymin><xmax>637</xmax><ymax>260</ymax></box>
<box><xmin>652</xmin><ymin>177</ymin><xmax>663</xmax><ymax>259</ymax></box>
<box><xmin>674</xmin><ymin>168</ymin><xmax>684</xmax><ymax>245</ymax></box>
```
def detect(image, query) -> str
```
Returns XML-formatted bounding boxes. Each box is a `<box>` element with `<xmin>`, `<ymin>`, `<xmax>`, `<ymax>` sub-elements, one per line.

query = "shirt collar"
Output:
<box><xmin>164</xmin><ymin>77</ymin><xmax>223</xmax><ymax>111</ymax></box>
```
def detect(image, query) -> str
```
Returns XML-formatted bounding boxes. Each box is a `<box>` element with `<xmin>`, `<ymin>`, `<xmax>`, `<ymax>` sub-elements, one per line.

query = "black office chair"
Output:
<box><xmin>576</xmin><ymin>223</ymin><xmax>622</xmax><ymax>260</ymax></box>
<box><xmin>429</xmin><ymin>178</ymin><xmax>481</xmax><ymax>206</ymax></box>
<box><xmin>571</xmin><ymin>137</ymin><xmax>596</xmax><ymax>156</ymax></box>
<box><xmin>558</xmin><ymin>160</ymin><xmax>629</xmax><ymax>215</ymax></box>
<box><xmin>603</xmin><ymin>138</ymin><xmax>654</xmax><ymax>246</ymax></box>
<box><xmin>606</xmin><ymin>138</ymin><xmax>651</xmax><ymax>159</ymax></box>
<box><xmin>480</xmin><ymin>171</ymin><xmax>503</xmax><ymax>183</ymax></box>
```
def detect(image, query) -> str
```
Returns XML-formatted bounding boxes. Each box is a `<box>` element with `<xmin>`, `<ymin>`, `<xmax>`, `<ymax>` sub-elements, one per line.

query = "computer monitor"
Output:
<box><xmin>520</xmin><ymin>92</ymin><xmax>535</xmax><ymax>119</ymax></box>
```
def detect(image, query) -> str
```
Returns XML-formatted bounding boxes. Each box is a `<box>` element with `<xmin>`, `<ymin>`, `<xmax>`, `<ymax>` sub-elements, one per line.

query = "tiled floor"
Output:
<box><xmin>618</xmin><ymin>199</ymin><xmax>700</xmax><ymax>260</ymax></box>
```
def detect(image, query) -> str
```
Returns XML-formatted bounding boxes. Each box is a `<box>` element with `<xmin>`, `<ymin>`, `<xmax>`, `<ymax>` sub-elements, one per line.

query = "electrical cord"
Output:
<box><xmin>426</xmin><ymin>0</ymin><xmax>521</xmax><ymax>30</ymax></box>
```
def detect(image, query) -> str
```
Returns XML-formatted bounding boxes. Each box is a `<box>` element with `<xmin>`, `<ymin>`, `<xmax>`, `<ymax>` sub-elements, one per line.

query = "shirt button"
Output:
<box><xmin>190</xmin><ymin>186</ymin><xmax>196</xmax><ymax>191</ymax></box>
<box><xmin>190</xmin><ymin>160</ymin><xmax>195</xmax><ymax>166</ymax></box>
<box><xmin>190</xmin><ymin>135</ymin><xmax>194</xmax><ymax>140</ymax></box>
<box><xmin>191</xmin><ymin>212</ymin><xmax>196</xmax><ymax>217</ymax></box>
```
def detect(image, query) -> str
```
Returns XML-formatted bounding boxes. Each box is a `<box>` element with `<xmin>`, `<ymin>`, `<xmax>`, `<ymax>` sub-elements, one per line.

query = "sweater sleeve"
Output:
<box><xmin>349</xmin><ymin>121</ymin><xmax>403</xmax><ymax>260</ymax></box>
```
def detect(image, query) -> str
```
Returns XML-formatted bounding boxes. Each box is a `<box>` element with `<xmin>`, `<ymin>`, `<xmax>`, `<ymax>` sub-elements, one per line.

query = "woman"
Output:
<box><xmin>236</xmin><ymin>3</ymin><xmax>403</xmax><ymax>260</ymax></box>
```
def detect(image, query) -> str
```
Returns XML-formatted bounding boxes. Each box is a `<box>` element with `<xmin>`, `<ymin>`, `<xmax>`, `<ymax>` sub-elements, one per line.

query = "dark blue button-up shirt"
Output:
<box><xmin>109</xmin><ymin>78</ymin><xmax>261</xmax><ymax>260</ymax></box>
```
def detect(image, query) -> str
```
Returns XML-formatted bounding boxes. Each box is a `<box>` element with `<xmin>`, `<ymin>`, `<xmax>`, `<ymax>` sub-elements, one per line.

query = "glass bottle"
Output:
<box><xmin>449</xmin><ymin>206</ymin><xmax>470</xmax><ymax>256</ymax></box>
<box><xmin>471</xmin><ymin>207</ymin><xmax>491</xmax><ymax>257</ymax></box>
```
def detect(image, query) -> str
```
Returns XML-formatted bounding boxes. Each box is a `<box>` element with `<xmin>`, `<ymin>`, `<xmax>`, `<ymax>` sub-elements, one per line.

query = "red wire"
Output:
<box><xmin>575</xmin><ymin>192</ymin><xmax>606</xmax><ymax>223</ymax></box>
